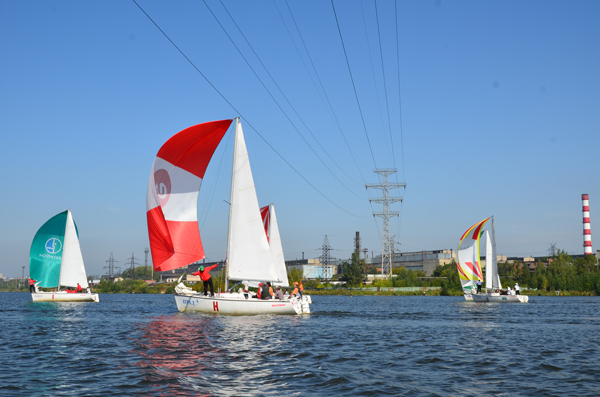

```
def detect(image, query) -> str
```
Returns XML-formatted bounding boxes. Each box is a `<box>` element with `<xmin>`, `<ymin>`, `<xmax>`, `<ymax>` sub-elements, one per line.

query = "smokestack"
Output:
<box><xmin>355</xmin><ymin>231</ymin><xmax>360</xmax><ymax>252</ymax></box>
<box><xmin>583</xmin><ymin>194</ymin><xmax>592</xmax><ymax>255</ymax></box>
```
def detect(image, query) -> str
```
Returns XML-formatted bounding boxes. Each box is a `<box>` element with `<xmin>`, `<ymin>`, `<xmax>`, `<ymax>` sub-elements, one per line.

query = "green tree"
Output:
<box><xmin>341</xmin><ymin>249</ymin><xmax>364</xmax><ymax>287</ymax></box>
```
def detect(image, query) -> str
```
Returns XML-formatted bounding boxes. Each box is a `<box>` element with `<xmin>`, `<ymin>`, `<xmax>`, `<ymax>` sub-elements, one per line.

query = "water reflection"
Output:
<box><xmin>132</xmin><ymin>314</ymin><xmax>303</xmax><ymax>396</ymax></box>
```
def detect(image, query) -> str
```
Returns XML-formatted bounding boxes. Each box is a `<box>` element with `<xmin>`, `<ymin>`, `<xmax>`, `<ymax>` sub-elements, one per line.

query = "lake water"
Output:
<box><xmin>1</xmin><ymin>293</ymin><xmax>599</xmax><ymax>396</ymax></box>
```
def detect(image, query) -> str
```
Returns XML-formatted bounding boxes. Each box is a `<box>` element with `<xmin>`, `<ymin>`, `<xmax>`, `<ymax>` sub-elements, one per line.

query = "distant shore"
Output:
<box><xmin>2</xmin><ymin>288</ymin><xmax>597</xmax><ymax>297</ymax></box>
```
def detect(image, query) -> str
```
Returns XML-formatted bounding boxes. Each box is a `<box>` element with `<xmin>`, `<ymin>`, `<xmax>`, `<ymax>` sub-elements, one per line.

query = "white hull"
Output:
<box><xmin>174</xmin><ymin>292</ymin><xmax>310</xmax><ymax>315</ymax></box>
<box><xmin>31</xmin><ymin>292</ymin><xmax>99</xmax><ymax>302</ymax></box>
<box><xmin>463</xmin><ymin>294</ymin><xmax>473</xmax><ymax>301</ymax></box>
<box><xmin>471</xmin><ymin>293</ymin><xmax>528</xmax><ymax>303</ymax></box>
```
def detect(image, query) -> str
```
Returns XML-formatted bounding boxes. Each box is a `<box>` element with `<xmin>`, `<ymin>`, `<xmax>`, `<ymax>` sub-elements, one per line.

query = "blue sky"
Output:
<box><xmin>1</xmin><ymin>0</ymin><xmax>599</xmax><ymax>278</ymax></box>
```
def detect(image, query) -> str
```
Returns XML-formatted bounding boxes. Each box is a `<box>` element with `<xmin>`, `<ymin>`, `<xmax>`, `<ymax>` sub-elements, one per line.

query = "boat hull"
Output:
<box><xmin>174</xmin><ymin>292</ymin><xmax>310</xmax><ymax>315</ymax></box>
<box><xmin>31</xmin><ymin>292</ymin><xmax>99</xmax><ymax>302</ymax></box>
<box><xmin>471</xmin><ymin>293</ymin><xmax>528</xmax><ymax>303</ymax></box>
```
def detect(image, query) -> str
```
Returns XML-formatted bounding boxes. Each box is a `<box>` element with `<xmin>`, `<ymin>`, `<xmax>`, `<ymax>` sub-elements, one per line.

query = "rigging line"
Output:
<box><xmin>281</xmin><ymin>0</ymin><xmax>367</xmax><ymax>187</ymax></box>
<box><xmin>374</xmin><ymin>0</ymin><xmax>396</xmax><ymax>171</ymax></box>
<box><xmin>395</xmin><ymin>0</ymin><xmax>406</xmax><ymax>182</ymax></box>
<box><xmin>198</xmin><ymin>129</ymin><xmax>233</xmax><ymax>231</ymax></box>
<box><xmin>207</xmin><ymin>0</ymin><xmax>365</xmax><ymax>201</ymax></box>
<box><xmin>132</xmin><ymin>0</ymin><xmax>363</xmax><ymax>217</ymax></box>
<box><xmin>330</xmin><ymin>0</ymin><xmax>378</xmax><ymax>171</ymax></box>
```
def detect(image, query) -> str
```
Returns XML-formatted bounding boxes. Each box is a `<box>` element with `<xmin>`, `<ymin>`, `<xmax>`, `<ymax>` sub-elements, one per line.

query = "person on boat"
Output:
<box><xmin>276</xmin><ymin>286</ymin><xmax>284</xmax><ymax>300</ymax></box>
<box><xmin>260</xmin><ymin>283</ymin><xmax>271</xmax><ymax>300</ymax></box>
<box><xmin>284</xmin><ymin>289</ymin><xmax>289</xmax><ymax>298</ymax></box>
<box><xmin>267</xmin><ymin>282</ymin><xmax>274</xmax><ymax>299</ymax></box>
<box><xmin>29</xmin><ymin>278</ymin><xmax>37</xmax><ymax>293</ymax></box>
<box><xmin>290</xmin><ymin>282</ymin><xmax>299</xmax><ymax>298</ymax></box>
<box><xmin>515</xmin><ymin>283</ymin><xmax>521</xmax><ymax>295</ymax></box>
<box><xmin>193</xmin><ymin>264</ymin><xmax>218</xmax><ymax>297</ymax></box>
<box><xmin>476</xmin><ymin>280</ymin><xmax>482</xmax><ymax>294</ymax></box>
<box><xmin>298</xmin><ymin>281</ymin><xmax>304</xmax><ymax>297</ymax></box>
<box><xmin>76</xmin><ymin>283</ymin><xmax>82</xmax><ymax>293</ymax></box>
<box><xmin>506</xmin><ymin>286</ymin><xmax>512</xmax><ymax>295</ymax></box>
<box><xmin>86</xmin><ymin>286</ymin><xmax>91</xmax><ymax>294</ymax></box>
<box><xmin>256</xmin><ymin>283</ymin><xmax>263</xmax><ymax>299</ymax></box>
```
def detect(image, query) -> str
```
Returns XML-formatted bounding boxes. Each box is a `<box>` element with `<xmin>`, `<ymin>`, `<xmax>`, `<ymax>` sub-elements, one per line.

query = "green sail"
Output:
<box><xmin>29</xmin><ymin>210</ymin><xmax>69</xmax><ymax>288</ymax></box>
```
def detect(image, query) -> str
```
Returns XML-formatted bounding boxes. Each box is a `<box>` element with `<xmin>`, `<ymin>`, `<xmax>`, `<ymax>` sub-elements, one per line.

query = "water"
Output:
<box><xmin>1</xmin><ymin>293</ymin><xmax>599</xmax><ymax>396</ymax></box>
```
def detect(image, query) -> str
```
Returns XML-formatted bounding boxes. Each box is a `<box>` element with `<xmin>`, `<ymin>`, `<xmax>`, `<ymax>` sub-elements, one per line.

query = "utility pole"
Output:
<box><xmin>320</xmin><ymin>235</ymin><xmax>333</xmax><ymax>281</ymax></box>
<box><xmin>104</xmin><ymin>252</ymin><xmax>120</xmax><ymax>279</ymax></box>
<box><xmin>366</xmin><ymin>169</ymin><xmax>405</xmax><ymax>279</ymax></box>
<box><xmin>127</xmin><ymin>252</ymin><xmax>140</xmax><ymax>279</ymax></box>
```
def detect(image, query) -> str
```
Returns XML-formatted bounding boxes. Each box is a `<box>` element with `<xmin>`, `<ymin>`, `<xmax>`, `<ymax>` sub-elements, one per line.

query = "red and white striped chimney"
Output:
<box><xmin>582</xmin><ymin>194</ymin><xmax>592</xmax><ymax>255</ymax></box>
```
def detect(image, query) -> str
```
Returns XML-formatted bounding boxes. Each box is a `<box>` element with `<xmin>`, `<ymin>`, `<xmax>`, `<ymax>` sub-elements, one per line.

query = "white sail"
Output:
<box><xmin>491</xmin><ymin>216</ymin><xmax>501</xmax><ymax>289</ymax></box>
<box><xmin>269</xmin><ymin>205</ymin><xmax>289</xmax><ymax>287</ymax></box>
<box><xmin>58</xmin><ymin>210</ymin><xmax>89</xmax><ymax>288</ymax></box>
<box><xmin>226</xmin><ymin>120</ymin><xmax>279</xmax><ymax>282</ymax></box>
<box><xmin>484</xmin><ymin>230</ymin><xmax>492</xmax><ymax>290</ymax></box>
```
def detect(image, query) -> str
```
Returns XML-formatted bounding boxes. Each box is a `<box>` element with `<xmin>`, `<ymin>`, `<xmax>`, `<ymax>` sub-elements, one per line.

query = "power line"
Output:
<box><xmin>132</xmin><ymin>0</ymin><xmax>362</xmax><ymax>217</ymax></box>
<box><xmin>208</xmin><ymin>0</ymin><xmax>365</xmax><ymax>201</ymax></box>
<box><xmin>330</xmin><ymin>0</ymin><xmax>378</xmax><ymax>171</ymax></box>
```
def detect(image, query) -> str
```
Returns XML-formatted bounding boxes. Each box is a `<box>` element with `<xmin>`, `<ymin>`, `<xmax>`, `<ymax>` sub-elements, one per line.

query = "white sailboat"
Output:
<box><xmin>147</xmin><ymin>118</ymin><xmax>310</xmax><ymax>314</ymax></box>
<box><xmin>458</xmin><ymin>217</ymin><xmax>528</xmax><ymax>303</ymax></box>
<box><xmin>29</xmin><ymin>209</ymin><xmax>99</xmax><ymax>302</ymax></box>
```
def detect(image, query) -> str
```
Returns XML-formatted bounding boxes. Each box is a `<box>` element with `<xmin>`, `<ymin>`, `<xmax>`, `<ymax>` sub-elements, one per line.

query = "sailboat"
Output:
<box><xmin>458</xmin><ymin>217</ymin><xmax>528</xmax><ymax>303</ymax></box>
<box><xmin>29</xmin><ymin>209</ymin><xmax>99</xmax><ymax>302</ymax></box>
<box><xmin>147</xmin><ymin>118</ymin><xmax>310</xmax><ymax>314</ymax></box>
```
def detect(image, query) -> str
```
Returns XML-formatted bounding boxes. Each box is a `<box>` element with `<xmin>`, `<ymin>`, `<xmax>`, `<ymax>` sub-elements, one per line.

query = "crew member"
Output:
<box><xmin>276</xmin><ymin>286</ymin><xmax>284</xmax><ymax>300</ymax></box>
<box><xmin>298</xmin><ymin>281</ymin><xmax>304</xmax><ymax>297</ymax></box>
<box><xmin>515</xmin><ymin>283</ymin><xmax>521</xmax><ymax>295</ymax></box>
<box><xmin>290</xmin><ymin>282</ymin><xmax>299</xmax><ymax>297</ymax></box>
<box><xmin>193</xmin><ymin>264</ymin><xmax>218</xmax><ymax>297</ymax></box>
<box><xmin>267</xmin><ymin>282</ymin><xmax>274</xmax><ymax>299</ymax></box>
<box><xmin>76</xmin><ymin>283</ymin><xmax>82</xmax><ymax>293</ymax></box>
<box><xmin>29</xmin><ymin>278</ymin><xmax>37</xmax><ymax>293</ymax></box>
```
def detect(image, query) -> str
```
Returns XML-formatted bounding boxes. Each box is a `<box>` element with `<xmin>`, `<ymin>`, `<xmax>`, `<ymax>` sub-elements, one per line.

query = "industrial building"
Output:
<box><xmin>367</xmin><ymin>249</ymin><xmax>455</xmax><ymax>276</ymax></box>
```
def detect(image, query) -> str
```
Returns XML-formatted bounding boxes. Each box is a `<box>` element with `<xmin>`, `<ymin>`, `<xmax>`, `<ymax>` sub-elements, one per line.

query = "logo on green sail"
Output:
<box><xmin>45</xmin><ymin>238</ymin><xmax>62</xmax><ymax>254</ymax></box>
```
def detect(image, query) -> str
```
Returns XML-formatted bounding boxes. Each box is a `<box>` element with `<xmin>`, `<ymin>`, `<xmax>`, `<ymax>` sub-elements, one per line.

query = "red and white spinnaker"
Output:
<box><xmin>146</xmin><ymin>120</ymin><xmax>233</xmax><ymax>272</ymax></box>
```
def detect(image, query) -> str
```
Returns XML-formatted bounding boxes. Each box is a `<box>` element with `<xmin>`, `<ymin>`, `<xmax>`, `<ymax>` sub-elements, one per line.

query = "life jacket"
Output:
<box><xmin>268</xmin><ymin>286</ymin><xmax>274</xmax><ymax>297</ymax></box>
<box><xmin>193</xmin><ymin>264</ymin><xmax>218</xmax><ymax>281</ymax></box>
<box><xmin>299</xmin><ymin>282</ymin><xmax>304</xmax><ymax>292</ymax></box>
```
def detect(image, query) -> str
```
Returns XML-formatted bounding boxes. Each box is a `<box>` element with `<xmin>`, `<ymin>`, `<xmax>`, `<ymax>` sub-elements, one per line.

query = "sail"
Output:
<box><xmin>59</xmin><ymin>210</ymin><xmax>89</xmax><ymax>288</ymax></box>
<box><xmin>29</xmin><ymin>210</ymin><xmax>69</xmax><ymax>288</ymax></box>
<box><xmin>484</xmin><ymin>230</ymin><xmax>493</xmax><ymax>290</ymax></box>
<box><xmin>147</xmin><ymin>120</ymin><xmax>233</xmax><ymax>272</ymax></box>
<box><xmin>261</xmin><ymin>204</ymin><xmax>290</xmax><ymax>287</ymax></box>
<box><xmin>457</xmin><ymin>217</ymin><xmax>489</xmax><ymax>294</ymax></box>
<box><xmin>491</xmin><ymin>216</ymin><xmax>502</xmax><ymax>289</ymax></box>
<box><xmin>226</xmin><ymin>120</ymin><xmax>279</xmax><ymax>282</ymax></box>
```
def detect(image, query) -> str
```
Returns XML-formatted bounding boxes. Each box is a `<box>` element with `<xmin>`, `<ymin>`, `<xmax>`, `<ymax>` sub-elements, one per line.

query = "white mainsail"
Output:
<box><xmin>226</xmin><ymin>120</ymin><xmax>279</xmax><ymax>282</ymax></box>
<box><xmin>268</xmin><ymin>204</ymin><xmax>289</xmax><ymax>287</ymax></box>
<box><xmin>58</xmin><ymin>210</ymin><xmax>89</xmax><ymax>288</ymax></box>
<box><xmin>484</xmin><ymin>221</ymin><xmax>502</xmax><ymax>291</ymax></box>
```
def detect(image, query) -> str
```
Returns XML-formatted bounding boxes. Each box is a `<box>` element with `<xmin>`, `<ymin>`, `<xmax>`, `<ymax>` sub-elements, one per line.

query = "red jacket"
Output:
<box><xmin>29</xmin><ymin>278</ymin><xmax>36</xmax><ymax>286</ymax></box>
<box><xmin>193</xmin><ymin>264</ymin><xmax>218</xmax><ymax>281</ymax></box>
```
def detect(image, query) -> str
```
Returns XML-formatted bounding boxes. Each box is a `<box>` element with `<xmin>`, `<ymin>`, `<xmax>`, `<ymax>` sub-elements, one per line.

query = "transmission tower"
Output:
<box><xmin>104</xmin><ymin>252</ymin><xmax>120</xmax><ymax>279</ymax></box>
<box><xmin>548</xmin><ymin>243</ymin><xmax>557</xmax><ymax>257</ymax></box>
<box><xmin>366</xmin><ymin>169</ymin><xmax>405</xmax><ymax>279</ymax></box>
<box><xmin>126</xmin><ymin>252</ymin><xmax>141</xmax><ymax>279</ymax></box>
<box><xmin>320</xmin><ymin>235</ymin><xmax>333</xmax><ymax>281</ymax></box>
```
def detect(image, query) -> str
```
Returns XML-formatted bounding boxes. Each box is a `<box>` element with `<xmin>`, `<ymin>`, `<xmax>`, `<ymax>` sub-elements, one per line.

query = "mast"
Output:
<box><xmin>224</xmin><ymin>117</ymin><xmax>240</xmax><ymax>291</ymax></box>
